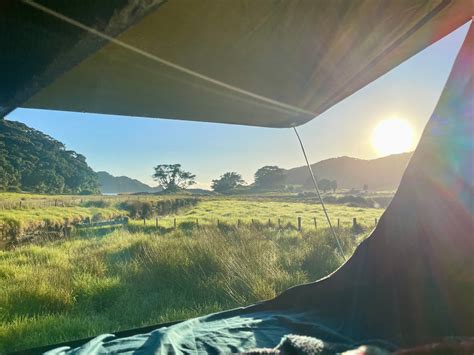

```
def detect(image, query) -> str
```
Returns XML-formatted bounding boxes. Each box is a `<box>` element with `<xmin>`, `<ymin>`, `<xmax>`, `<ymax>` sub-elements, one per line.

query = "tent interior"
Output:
<box><xmin>1</xmin><ymin>1</ymin><xmax>473</xmax><ymax>353</ymax></box>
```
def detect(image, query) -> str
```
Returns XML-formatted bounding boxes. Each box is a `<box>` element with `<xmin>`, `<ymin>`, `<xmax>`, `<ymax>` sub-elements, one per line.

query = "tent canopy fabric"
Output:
<box><xmin>1</xmin><ymin>0</ymin><xmax>471</xmax><ymax>127</ymax></box>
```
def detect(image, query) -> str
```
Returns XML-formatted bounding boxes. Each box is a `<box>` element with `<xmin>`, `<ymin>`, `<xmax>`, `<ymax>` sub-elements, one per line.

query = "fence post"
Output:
<box><xmin>297</xmin><ymin>217</ymin><xmax>302</xmax><ymax>231</ymax></box>
<box><xmin>278</xmin><ymin>218</ymin><xmax>281</xmax><ymax>229</ymax></box>
<box><xmin>217</xmin><ymin>219</ymin><xmax>220</xmax><ymax>227</ymax></box>
<box><xmin>143</xmin><ymin>217</ymin><xmax>146</xmax><ymax>226</ymax></box>
<box><xmin>314</xmin><ymin>217</ymin><xmax>317</xmax><ymax>230</ymax></box>
<box><xmin>196</xmin><ymin>218</ymin><xmax>199</xmax><ymax>228</ymax></box>
<box><xmin>268</xmin><ymin>218</ymin><xmax>271</xmax><ymax>227</ymax></box>
<box><xmin>174</xmin><ymin>218</ymin><xmax>177</xmax><ymax>230</ymax></box>
<box><xmin>353</xmin><ymin>218</ymin><xmax>357</xmax><ymax>229</ymax></box>
<box><xmin>337</xmin><ymin>218</ymin><xmax>340</xmax><ymax>229</ymax></box>
<box><xmin>155</xmin><ymin>218</ymin><xmax>158</xmax><ymax>228</ymax></box>
<box><xmin>237</xmin><ymin>219</ymin><xmax>241</xmax><ymax>228</ymax></box>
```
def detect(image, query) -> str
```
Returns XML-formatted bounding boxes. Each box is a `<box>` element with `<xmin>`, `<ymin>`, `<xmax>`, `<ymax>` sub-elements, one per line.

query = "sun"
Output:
<box><xmin>372</xmin><ymin>118</ymin><xmax>414</xmax><ymax>156</ymax></box>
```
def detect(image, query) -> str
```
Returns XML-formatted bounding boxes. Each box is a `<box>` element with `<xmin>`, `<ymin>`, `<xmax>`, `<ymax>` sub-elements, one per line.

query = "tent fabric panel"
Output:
<box><xmin>0</xmin><ymin>0</ymin><xmax>164</xmax><ymax>118</ymax></box>
<box><xmin>22</xmin><ymin>0</ymin><xmax>471</xmax><ymax>127</ymax></box>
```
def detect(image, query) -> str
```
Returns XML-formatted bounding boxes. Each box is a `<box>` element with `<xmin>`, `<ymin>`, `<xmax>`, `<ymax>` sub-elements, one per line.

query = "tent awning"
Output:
<box><xmin>2</xmin><ymin>0</ymin><xmax>471</xmax><ymax>127</ymax></box>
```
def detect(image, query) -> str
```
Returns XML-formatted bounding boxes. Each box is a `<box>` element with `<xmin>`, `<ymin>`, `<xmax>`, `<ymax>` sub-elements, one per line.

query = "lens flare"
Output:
<box><xmin>372</xmin><ymin>118</ymin><xmax>414</xmax><ymax>156</ymax></box>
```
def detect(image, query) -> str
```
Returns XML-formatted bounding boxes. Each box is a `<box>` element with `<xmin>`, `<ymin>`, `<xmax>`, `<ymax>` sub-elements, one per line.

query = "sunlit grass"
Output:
<box><xmin>0</xmin><ymin>225</ymin><xmax>362</xmax><ymax>352</ymax></box>
<box><xmin>0</xmin><ymin>206</ymin><xmax>124</xmax><ymax>233</ymax></box>
<box><xmin>131</xmin><ymin>199</ymin><xmax>384</xmax><ymax>230</ymax></box>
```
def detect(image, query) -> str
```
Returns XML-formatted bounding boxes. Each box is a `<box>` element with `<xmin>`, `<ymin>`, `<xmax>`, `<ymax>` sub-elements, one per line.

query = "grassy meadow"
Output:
<box><xmin>0</xmin><ymin>192</ymin><xmax>387</xmax><ymax>352</ymax></box>
<box><xmin>168</xmin><ymin>198</ymin><xmax>383</xmax><ymax>229</ymax></box>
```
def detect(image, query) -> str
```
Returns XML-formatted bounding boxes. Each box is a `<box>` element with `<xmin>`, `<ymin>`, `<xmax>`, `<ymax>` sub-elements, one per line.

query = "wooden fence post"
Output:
<box><xmin>353</xmin><ymin>218</ymin><xmax>357</xmax><ymax>228</ymax></box>
<box><xmin>217</xmin><ymin>219</ymin><xmax>220</xmax><ymax>227</ymax></box>
<box><xmin>297</xmin><ymin>217</ymin><xmax>302</xmax><ymax>231</ymax></box>
<box><xmin>196</xmin><ymin>218</ymin><xmax>199</xmax><ymax>228</ymax></box>
<box><xmin>173</xmin><ymin>218</ymin><xmax>177</xmax><ymax>230</ymax></box>
<box><xmin>237</xmin><ymin>219</ymin><xmax>241</xmax><ymax>228</ymax></box>
<box><xmin>143</xmin><ymin>217</ymin><xmax>146</xmax><ymax>226</ymax></box>
<box><xmin>314</xmin><ymin>217</ymin><xmax>317</xmax><ymax>229</ymax></box>
<box><xmin>155</xmin><ymin>218</ymin><xmax>158</xmax><ymax>227</ymax></box>
<box><xmin>337</xmin><ymin>218</ymin><xmax>340</xmax><ymax>229</ymax></box>
<box><xmin>278</xmin><ymin>218</ymin><xmax>281</xmax><ymax>229</ymax></box>
<box><xmin>268</xmin><ymin>218</ymin><xmax>271</xmax><ymax>227</ymax></box>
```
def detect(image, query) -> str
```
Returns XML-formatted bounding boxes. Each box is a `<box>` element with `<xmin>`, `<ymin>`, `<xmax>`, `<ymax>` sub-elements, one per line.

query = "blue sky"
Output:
<box><xmin>7</xmin><ymin>23</ymin><xmax>470</xmax><ymax>189</ymax></box>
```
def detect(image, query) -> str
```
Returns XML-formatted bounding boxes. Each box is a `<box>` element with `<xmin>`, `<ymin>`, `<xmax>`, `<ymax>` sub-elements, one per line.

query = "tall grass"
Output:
<box><xmin>0</xmin><ymin>225</ymin><xmax>361</xmax><ymax>352</ymax></box>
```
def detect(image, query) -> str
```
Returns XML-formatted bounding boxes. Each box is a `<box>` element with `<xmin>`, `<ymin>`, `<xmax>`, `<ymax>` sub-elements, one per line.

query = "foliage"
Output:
<box><xmin>0</xmin><ymin>119</ymin><xmax>98</xmax><ymax>194</ymax></box>
<box><xmin>152</xmin><ymin>164</ymin><xmax>196</xmax><ymax>192</ymax></box>
<box><xmin>254</xmin><ymin>166</ymin><xmax>285</xmax><ymax>190</ymax></box>
<box><xmin>118</xmin><ymin>200</ymin><xmax>153</xmax><ymax>219</ymax></box>
<box><xmin>211</xmin><ymin>172</ymin><xmax>245</xmax><ymax>194</ymax></box>
<box><xmin>318</xmin><ymin>179</ymin><xmax>332</xmax><ymax>193</ymax></box>
<box><xmin>330</xmin><ymin>180</ymin><xmax>337</xmax><ymax>193</ymax></box>
<box><xmin>0</xmin><ymin>119</ymin><xmax>99</xmax><ymax>194</ymax></box>
<box><xmin>80</xmin><ymin>200</ymin><xmax>111</xmax><ymax>208</ymax></box>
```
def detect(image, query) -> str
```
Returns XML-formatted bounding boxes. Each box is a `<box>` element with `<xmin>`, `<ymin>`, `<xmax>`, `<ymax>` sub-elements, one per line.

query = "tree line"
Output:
<box><xmin>0</xmin><ymin>119</ymin><xmax>99</xmax><ymax>194</ymax></box>
<box><xmin>152</xmin><ymin>164</ymin><xmax>338</xmax><ymax>194</ymax></box>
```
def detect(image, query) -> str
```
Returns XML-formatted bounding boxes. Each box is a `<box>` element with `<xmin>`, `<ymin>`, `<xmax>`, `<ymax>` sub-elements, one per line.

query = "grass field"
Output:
<box><xmin>0</xmin><ymin>192</ymin><xmax>386</xmax><ymax>352</ymax></box>
<box><xmin>132</xmin><ymin>198</ymin><xmax>384</xmax><ymax>230</ymax></box>
<box><xmin>0</xmin><ymin>226</ymin><xmax>361</xmax><ymax>353</ymax></box>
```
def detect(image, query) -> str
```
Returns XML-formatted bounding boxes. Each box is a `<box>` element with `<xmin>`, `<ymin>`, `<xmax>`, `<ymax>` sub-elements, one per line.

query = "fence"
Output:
<box><xmin>139</xmin><ymin>216</ymin><xmax>380</xmax><ymax>231</ymax></box>
<box><xmin>0</xmin><ymin>195</ymin><xmax>199</xmax><ymax>210</ymax></box>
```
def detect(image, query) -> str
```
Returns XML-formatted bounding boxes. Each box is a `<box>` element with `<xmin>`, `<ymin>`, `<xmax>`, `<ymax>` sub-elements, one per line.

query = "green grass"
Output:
<box><xmin>0</xmin><ymin>206</ymin><xmax>125</xmax><ymax>246</ymax></box>
<box><xmin>133</xmin><ymin>198</ymin><xmax>384</xmax><ymax>230</ymax></box>
<box><xmin>0</xmin><ymin>192</ymin><xmax>195</xmax><ymax>210</ymax></box>
<box><xmin>0</xmin><ymin>193</ymin><xmax>385</xmax><ymax>352</ymax></box>
<box><xmin>0</xmin><ymin>225</ymin><xmax>362</xmax><ymax>353</ymax></box>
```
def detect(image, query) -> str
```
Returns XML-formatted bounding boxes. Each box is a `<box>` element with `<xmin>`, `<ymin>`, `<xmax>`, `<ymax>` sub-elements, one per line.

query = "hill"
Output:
<box><xmin>97</xmin><ymin>171</ymin><xmax>162</xmax><ymax>194</ymax></box>
<box><xmin>0</xmin><ymin>119</ymin><xmax>99</xmax><ymax>194</ymax></box>
<box><xmin>284</xmin><ymin>152</ymin><xmax>412</xmax><ymax>191</ymax></box>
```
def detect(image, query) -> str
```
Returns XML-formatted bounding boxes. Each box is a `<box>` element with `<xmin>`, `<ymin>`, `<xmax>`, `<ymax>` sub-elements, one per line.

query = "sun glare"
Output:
<box><xmin>372</xmin><ymin>118</ymin><xmax>414</xmax><ymax>156</ymax></box>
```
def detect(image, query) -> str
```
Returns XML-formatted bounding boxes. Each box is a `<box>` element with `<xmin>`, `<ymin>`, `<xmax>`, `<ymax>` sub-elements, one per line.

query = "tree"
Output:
<box><xmin>152</xmin><ymin>164</ymin><xmax>196</xmax><ymax>192</ymax></box>
<box><xmin>330</xmin><ymin>180</ymin><xmax>337</xmax><ymax>193</ymax></box>
<box><xmin>254</xmin><ymin>166</ymin><xmax>285</xmax><ymax>190</ymax></box>
<box><xmin>0</xmin><ymin>119</ymin><xmax>99</xmax><ymax>194</ymax></box>
<box><xmin>211</xmin><ymin>172</ymin><xmax>245</xmax><ymax>194</ymax></box>
<box><xmin>318</xmin><ymin>178</ymin><xmax>332</xmax><ymax>193</ymax></box>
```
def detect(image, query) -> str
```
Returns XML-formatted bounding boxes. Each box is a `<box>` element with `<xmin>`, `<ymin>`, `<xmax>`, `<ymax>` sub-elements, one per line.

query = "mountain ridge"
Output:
<box><xmin>97</xmin><ymin>171</ymin><xmax>162</xmax><ymax>194</ymax></box>
<box><xmin>284</xmin><ymin>152</ymin><xmax>412</xmax><ymax>190</ymax></box>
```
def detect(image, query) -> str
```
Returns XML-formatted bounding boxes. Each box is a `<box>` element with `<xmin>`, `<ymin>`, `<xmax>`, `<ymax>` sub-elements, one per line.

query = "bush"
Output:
<box><xmin>7</xmin><ymin>186</ymin><xmax>21</xmax><ymax>192</ymax></box>
<box><xmin>119</xmin><ymin>200</ymin><xmax>153</xmax><ymax>219</ymax></box>
<box><xmin>81</xmin><ymin>200</ymin><xmax>110</xmax><ymax>208</ymax></box>
<box><xmin>79</xmin><ymin>190</ymin><xmax>95</xmax><ymax>195</ymax></box>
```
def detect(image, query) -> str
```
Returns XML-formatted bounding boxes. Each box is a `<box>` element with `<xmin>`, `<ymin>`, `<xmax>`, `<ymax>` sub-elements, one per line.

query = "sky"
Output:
<box><xmin>6</xmin><ymin>22</ymin><xmax>470</xmax><ymax>189</ymax></box>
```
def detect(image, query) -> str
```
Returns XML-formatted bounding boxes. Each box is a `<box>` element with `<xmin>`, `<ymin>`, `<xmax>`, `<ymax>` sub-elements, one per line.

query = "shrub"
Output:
<box><xmin>81</xmin><ymin>200</ymin><xmax>110</xmax><ymax>208</ymax></box>
<box><xmin>119</xmin><ymin>200</ymin><xmax>153</xmax><ymax>219</ymax></box>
